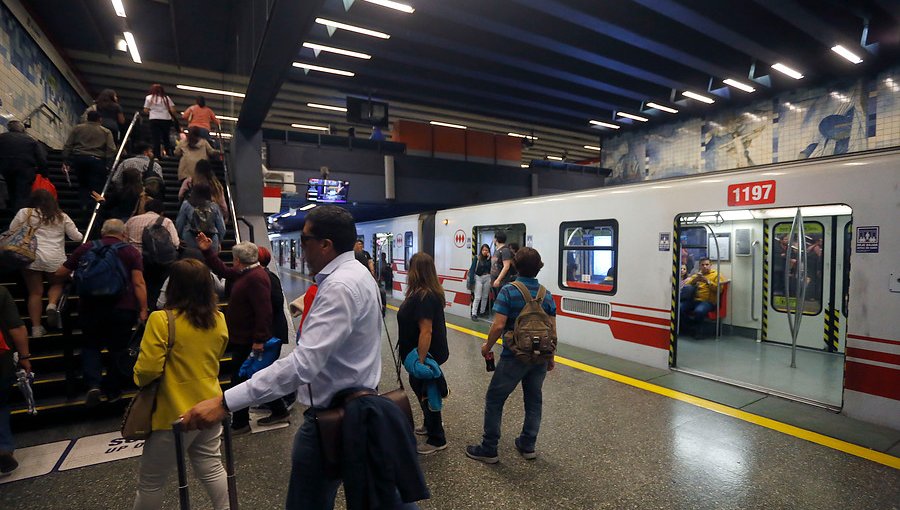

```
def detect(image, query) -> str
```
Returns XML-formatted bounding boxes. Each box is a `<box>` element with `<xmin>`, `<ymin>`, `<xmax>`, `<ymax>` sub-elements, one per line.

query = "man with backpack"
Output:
<box><xmin>125</xmin><ymin>199</ymin><xmax>178</xmax><ymax>309</ymax></box>
<box><xmin>466</xmin><ymin>247</ymin><xmax>557</xmax><ymax>464</ymax></box>
<box><xmin>55</xmin><ymin>219</ymin><xmax>148</xmax><ymax>407</ymax></box>
<box><xmin>110</xmin><ymin>142</ymin><xmax>163</xmax><ymax>188</ymax></box>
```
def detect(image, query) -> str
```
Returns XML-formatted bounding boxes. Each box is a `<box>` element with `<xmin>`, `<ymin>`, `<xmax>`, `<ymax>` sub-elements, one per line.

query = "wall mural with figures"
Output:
<box><xmin>602</xmin><ymin>67</ymin><xmax>900</xmax><ymax>183</ymax></box>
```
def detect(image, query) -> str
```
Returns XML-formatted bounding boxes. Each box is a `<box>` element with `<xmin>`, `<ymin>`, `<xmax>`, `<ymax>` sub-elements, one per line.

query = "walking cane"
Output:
<box><xmin>172</xmin><ymin>419</ymin><xmax>191</xmax><ymax>510</ymax></box>
<box><xmin>222</xmin><ymin>414</ymin><xmax>240</xmax><ymax>510</ymax></box>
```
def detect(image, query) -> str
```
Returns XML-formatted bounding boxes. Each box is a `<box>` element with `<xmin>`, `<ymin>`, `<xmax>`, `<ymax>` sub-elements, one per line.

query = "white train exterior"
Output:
<box><xmin>357</xmin><ymin>149</ymin><xmax>900</xmax><ymax>430</ymax></box>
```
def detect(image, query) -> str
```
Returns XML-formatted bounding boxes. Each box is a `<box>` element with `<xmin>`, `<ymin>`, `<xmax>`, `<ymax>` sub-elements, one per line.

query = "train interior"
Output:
<box><xmin>674</xmin><ymin>204</ymin><xmax>853</xmax><ymax>408</ymax></box>
<box><xmin>474</xmin><ymin>223</ymin><xmax>527</xmax><ymax>260</ymax></box>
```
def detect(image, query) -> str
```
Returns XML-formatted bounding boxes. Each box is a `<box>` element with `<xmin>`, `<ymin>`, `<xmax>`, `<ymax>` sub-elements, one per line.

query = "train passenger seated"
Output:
<box><xmin>62</xmin><ymin>111</ymin><xmax>117</xmax><ymax>219</ymax></box>
<box><xmin>0</xmin><ymin>120</ymin><xmax>47</xmax><ymax>211</ymax></box>
<box><xmin>132</xmin><ymin>259</ymin><xmax>230</xmax><ymax>510</ymax></box>
<box><xmin>0</xmin><ymin>285</ymin><xmax>31</xmax><ymax>476</ymax></box>
<box><xmin>467</xmin><ymin>246</ymin><xmax>557</xmax><ymax>464</ymax></box>
<box><xmin>176</xmin><ymin>183</ymin><xmax>225</xmax><ymax>252</ymax></box>
<box><xmin>680</xmin><ymin>257</ymin><xmax>725</xmax><ymax>337</ymax></box>
<box><xmin>55</xmin><ymin>219</ymin><xmax>148</xmax><ymax>407</ymax></box>
<box><xmin>196</xmin><ymin>234</ymin><xmax>272</xmax><ymax>435</ymax></box>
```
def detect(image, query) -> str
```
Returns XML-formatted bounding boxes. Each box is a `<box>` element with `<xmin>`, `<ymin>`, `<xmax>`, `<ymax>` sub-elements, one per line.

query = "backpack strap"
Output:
<box><xmin>511</xmin><ymin>280</ymin><xmax>537</xmax><ymax>304</ymax></box>
<box><xmin>535</xmin><ymin>285</ymin><xmax>547</xmax><ymax>304</ymax></box>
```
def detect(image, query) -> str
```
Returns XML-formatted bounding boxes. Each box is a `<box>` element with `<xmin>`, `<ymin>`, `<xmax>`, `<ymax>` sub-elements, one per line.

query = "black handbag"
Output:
<box><xmin>309</xmin><ymin>316</ymin><xmax>413</xmax><ymax>479</ymax></box>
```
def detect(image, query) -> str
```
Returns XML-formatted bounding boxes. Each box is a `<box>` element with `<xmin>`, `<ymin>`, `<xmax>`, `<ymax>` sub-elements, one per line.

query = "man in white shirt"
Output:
<box><xmin>182</xmin><ymin>205</ymin><xmax>406</xmax><ymax>509</ymax></box>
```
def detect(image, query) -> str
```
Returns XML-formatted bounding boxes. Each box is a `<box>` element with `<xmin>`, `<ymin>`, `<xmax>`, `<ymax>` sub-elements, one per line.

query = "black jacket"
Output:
<box><xmin>265</xmin><ymin>268</ymin><xmax>289</xmax><ymax>343</ymax></box>
<box><xmin>0</xmin><ymin>131</ymin><xmax>47</xmax><ymax>174</ymax></box>
<box><xmin>341</xmin><ymin>390</ymin><xmax>429</xmax><ymax>509</ymax></box>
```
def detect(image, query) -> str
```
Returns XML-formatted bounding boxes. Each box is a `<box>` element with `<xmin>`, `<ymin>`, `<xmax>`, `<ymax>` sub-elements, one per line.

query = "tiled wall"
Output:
<box><xmin>601</xmin><ymin>67</ymin><xmax>900</xmax><ymax>184</ymax></box>
<box><xmin>0</xmin><ymin>2</ymin><xmax>85</xmax><ymax>148</ymax></box>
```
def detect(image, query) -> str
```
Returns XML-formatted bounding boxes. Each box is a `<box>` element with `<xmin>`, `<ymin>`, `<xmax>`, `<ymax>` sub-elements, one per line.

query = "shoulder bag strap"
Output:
<box><xmin>162</xmin><ymin>310</ymin><xmax>175</xmax><ymax>366</ymax></box>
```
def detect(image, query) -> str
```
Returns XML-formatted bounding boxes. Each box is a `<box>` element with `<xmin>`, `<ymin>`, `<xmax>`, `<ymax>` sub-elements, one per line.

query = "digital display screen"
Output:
<box><xmin>346</xmin><ymin>96</ymin><xmax>389</xmax><ymax>128</ymax></box>
<box><xmin>307</xmin><ymin>178</ymin><xmax>350</xmax><ymax>204</ymax></box>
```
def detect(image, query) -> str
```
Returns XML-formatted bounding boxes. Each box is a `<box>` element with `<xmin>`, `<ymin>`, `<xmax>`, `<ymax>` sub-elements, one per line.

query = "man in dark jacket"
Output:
<box><xmin>62</xmin><ymin>111</ymin><xmax>117</xmax><ymax>218</ymax></box>
<box><xmin>197</xmin><ymin>234</ymin><xmax>272</xmax><ymax>434</ymax></box>
<box><xmin>255</xmin><ymin>246</ymin><xmax>292</xmax><ymax>425</ymax></box>
<box><xmin>0</xmin><ymin>285</ymin><xmax>31</xmax><ymax>475</ymax></box>
<box><xmin>0</xmin><ymin>120</ymin><xmax>47</xmax><ymax>211</ymax></box>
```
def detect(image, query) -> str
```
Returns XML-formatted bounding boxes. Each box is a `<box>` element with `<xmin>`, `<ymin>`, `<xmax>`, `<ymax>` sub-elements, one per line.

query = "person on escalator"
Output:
<box><xmin>176</xmin><ymin>183</ymin><xmax>225</xmax><ymax>252</ymax></box>
<box><xmin>0</xmin><ymin>120</ymin><xmax>47</xmax><ymax>212</ymax></box>
<box><xmin>178</xmin><ymin>160</ymin><xmax>228</xmax><ymax>220</ymax></box>
<box><xmin>62</xmin><ymin>111</ymin><xmax>117</xmax><ymax>221</ymax></box>
<box><xmin>0</xmin><ymin>284</ymin><xmax>31</xmax><ymax>476</ymax></box>
<box><xmin>92</xmin><ymin>168</ymin><xmax>143</xmax><ymax>222</ymax></box>
<box><xmin>174</xmin><ymin>127</ymin><xmax>219</xmax><ymax>182</ymax></box>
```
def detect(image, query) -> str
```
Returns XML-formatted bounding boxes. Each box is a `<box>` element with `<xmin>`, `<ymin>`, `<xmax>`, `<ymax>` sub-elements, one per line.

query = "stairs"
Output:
<box><xmin>1</xmin><ymin>148</ymin><xmax>237</xmax><ymax>425</ymax></box>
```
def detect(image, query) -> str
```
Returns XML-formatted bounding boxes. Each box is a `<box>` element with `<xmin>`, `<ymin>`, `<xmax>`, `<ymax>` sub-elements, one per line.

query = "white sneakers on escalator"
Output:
<box><xmin>31</xmin><ymin>325</ymin><xmax>46</xmax><ymax>338</ymax></box>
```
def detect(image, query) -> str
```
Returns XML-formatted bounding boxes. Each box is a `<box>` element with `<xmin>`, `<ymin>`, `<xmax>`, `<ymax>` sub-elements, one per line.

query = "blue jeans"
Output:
<box><xmin>286</xmin><ymin>410</ymin><xmax>419</xmax><ymax>510</ymax></box>
<box><xmin>480</xmin><ymin>356</ymin><xmax>548</xmax><ymax>453</ymax></box>
<box><xmin>682</xmin><ymin>300</ymin><xmax>716</xmax><ymax>330</ymax></box>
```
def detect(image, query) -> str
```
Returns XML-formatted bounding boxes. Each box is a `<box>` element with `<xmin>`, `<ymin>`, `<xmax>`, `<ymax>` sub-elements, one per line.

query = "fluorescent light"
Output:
<box><xmin>307</xmin><ymin>103</ymin><xmax>347</xmax><ymax>112</ymax></box>
<box><xmin>177</xmin><ymin>85</ymin><xmax>246</xmax><ymax>98</ymax></box>
<box><xmin>218</xmin><ymin>116</ymin><xmax>238</xmax><ymax>122</ymax></box>
<box><xmin>315</xmin><ymin>18</ymin><xmax>390</xmax><ymax>39</ymax></box>
<box><xmin>719</xmin><ymin>210</ymin><xmax>754</xmax><ymax>221</ymax></box>
<box><xmin>771</xmin><ymin>63</ymin><xmax>803</xmax><ymax>79</ymax></box>
<box><xmin>617</xmin><ymin>112</ymin><xmax>649</xmax><ymax>122</ymax></box>
<box><xmin>209</xmin><ymin>131</ymin><xmax>232</xmax><ymax>139</ymax></box>
<box><xmin>291</xmin><ymin>123</ymin><xmax>330</xmax><ymax>131</ymax></box>
<box><xmin>299</xmin><ymin>203</ymin><xmax>317</xmax><ymax>211</ymax></box>
<box><xmin>507</xmin><ymin>132</ymin><xmax>538</xmax><ymax>140</ymax></box>
<box><xmin>646</xmin><ymin>102</ymin><xmax>678</xmax><ymax>114</ymax></box>
<box><xmin>723</xmin><ymin>79</ymin><xmax>756</xmax><ymax>93</ymax></box>
<box><xmin>547</xmin><ymin>155</ymin><xmax>563</xmax><ymax>161</ymax></box>
<box><xmin>750</xmin><ymin>205</ymin><xmax>852</xmax><ymax>220</ymax></box>
<box><xmin>115</xmin><ymin>36</ymin><xmax>128</xmax><ymax>52</ymax></box>
<box><xmin>123</xmin><ymin>32</ymin><xmax>141</xmax><ymax>64</ymax></box>
<box><xmin>292</xmin><ymin>62</ymin><xmax>355</xmax><ymax>76</ymax></box>
<box><xmin>589</xmin><ymin>120</ymin><xmax>620</xmax><ymax>129</ymax></box>
<box><xmin>831</xmin><ymin>45</ymin><xmax>863</xmax><ymax>64</ymax></box>
<box><xmin>430</xmin><ymin>121</ymin><xmax>466</xmax><ymax>129</ymax></box>
<box><xmin>303</xmin><ymin>42</ymin><xmax>371</xmax><ymax>60</ymax></box>
<box><xmin>363</xmin><ymin>0</ymin><xmax>415</xmax><ymax>13</ymax></box>
<box><xmin>111</xmin><ymin>0</ymin><xmax>126</xmax><ymax>17</ymax></box>
<box><xmin>520</xmin><ymin>164</ymin><xmax>529</xmax><ymax>168</ymax></box>
<box><xmin>683</xmin><ymin>91</ymin><xmax>715</xmax><ymax>104</ymax></box>
<box><xmin>583</xmin><ymin>145</ymin><xmax>602</xmax><ymax>151</ymax></box>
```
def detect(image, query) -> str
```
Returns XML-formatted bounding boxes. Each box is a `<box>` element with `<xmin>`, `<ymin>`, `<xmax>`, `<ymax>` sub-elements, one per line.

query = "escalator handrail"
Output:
<box><xmin>215</xmin><ymin>130</ymin><xmax>242</xmax><ymax>244</ymax></box>
<box><xmin>82</xmin><ymin>111</ymin><xmax>141</xmax><ymax>243</ymax></box>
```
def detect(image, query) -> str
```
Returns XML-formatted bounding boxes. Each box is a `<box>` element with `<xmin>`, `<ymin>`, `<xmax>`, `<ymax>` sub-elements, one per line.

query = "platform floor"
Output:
<box><xmin>1</xmin><ymin>269</ymin><xmax>898</xmax><ymax>509</ymax></box>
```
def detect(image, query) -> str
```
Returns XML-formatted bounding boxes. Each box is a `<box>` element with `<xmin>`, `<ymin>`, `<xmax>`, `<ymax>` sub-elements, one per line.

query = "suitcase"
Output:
<box><xmin>172</xmin><ymin>416</ymin><xmax>239</xmax><ymax>510</ymax></box>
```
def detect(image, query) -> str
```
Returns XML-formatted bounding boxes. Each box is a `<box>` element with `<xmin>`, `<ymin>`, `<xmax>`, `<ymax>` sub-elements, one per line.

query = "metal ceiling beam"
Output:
<box><xmin>752</xmin><ymin>0</ymin><xmax>869</xmax><ymax>55</ymax></box>
<box><xmin>630</xmin><ymin>0</ymin><xmax>788</xmax><ymax>67</ymax></box>
<box><xmin>236</xmin><ymin>0</ymin><xmax>326</xmax><ymax>132</ymax></box>
<box><xmin>511</xmin><ymin>0</ymin><xmax>739</xmax><ymax>80</ymax></box>
<box><xmin>168</xmin><ymin>0</ymin><xmax>181</xmax><ymax>68</ymax></box>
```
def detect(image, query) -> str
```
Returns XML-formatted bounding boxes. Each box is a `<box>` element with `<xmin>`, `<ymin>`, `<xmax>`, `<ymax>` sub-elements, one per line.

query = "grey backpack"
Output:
<box><xmin>504</xmin><ymin>281</ymin><xmax>557</xmax><ymax>363</ymax></box>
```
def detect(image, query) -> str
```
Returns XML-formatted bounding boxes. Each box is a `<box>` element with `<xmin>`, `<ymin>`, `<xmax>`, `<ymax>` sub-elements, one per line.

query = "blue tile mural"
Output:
<box><xmin>601</xmin><ymin>66</ymin><xmax>900</xmax><ymax>182</ymax></box>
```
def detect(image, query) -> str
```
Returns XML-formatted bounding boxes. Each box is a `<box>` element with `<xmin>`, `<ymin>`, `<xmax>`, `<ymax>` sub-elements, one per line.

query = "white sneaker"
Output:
<box><xmin>31</xmin><ymin>325</ymin><xmax>46</xmax><ymax>338</ymax></box>
<box><xmin>414</xmin><ymin>425</ymin><xmax>427</xmax><ymax>436</ymax></box>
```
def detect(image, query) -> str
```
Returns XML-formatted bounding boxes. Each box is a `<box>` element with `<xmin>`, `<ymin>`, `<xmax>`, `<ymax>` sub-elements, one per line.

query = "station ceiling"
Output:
<box><xmin>25</xmin><ymin>0</ymin><xmax>900</xmax><ymax>164</ymax></box>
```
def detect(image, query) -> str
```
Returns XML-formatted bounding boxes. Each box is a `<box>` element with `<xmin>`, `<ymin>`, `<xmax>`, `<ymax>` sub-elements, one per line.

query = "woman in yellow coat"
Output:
<box><xmin>132</xmin><ymin>259</ymin><xmax>229</xmax><ymax>510</ymax></box>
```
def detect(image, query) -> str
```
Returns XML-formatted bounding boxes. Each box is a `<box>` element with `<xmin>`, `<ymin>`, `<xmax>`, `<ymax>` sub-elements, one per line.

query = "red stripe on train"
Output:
<box><xmin>845</xmin><ymin>361</ymin><xmax>900</xmax><ymax>401</ymax></box>
<box><xmin>552</xmin><ymin>296</ymin><xmax>669</xmax><ymax>350</ymax></box>
<box><xmin>846</xmin><ymin>347</ymin><xmax>900</xmax><ymax>367</ymax></box>
<box><xmin>847</xmin><ymin>334</ymin><xmax>900</xmax><ymax>346</ymax></box>
<box><xmin>611</xmin><ymin>311</ymin><xmax>670</xmax><ymax>327</ymax></box>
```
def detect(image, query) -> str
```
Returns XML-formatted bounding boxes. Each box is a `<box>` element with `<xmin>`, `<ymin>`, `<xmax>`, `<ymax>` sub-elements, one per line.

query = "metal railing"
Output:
<box><xmin>82</xmin><ymin>111</ymin><xmax>141</xmax><ymax>242</ymax></box>
<box><xmin>215</xmin><ymin>131</ymin><xmax>242</xmax><ymax>244</ymax></box>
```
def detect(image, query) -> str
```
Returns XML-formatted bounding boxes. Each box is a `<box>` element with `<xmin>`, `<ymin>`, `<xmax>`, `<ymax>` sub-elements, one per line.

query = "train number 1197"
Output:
<box><xmin>727</xmin><ymin>180</ymin><xmax>776</xmax><ymax>206</ymax></box>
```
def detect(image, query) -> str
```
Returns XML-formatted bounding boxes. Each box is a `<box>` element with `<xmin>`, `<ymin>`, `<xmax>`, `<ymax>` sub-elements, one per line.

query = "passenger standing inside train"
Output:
<box><xmin>467</xmin><ymin>247</ymin><xmax>556</xmax><ymax>464</ymax></box>
<box><xmin>468</xmin><ymin>244</ymin><xmax>492</xmax><ymax>321</ymax></box>
<box><xmin>680</xmin><ymin>257</ymin><xmax>725</xmax><ymax>337</ymax></box>
<box><xmin>0</xmin><ymin>120</ymin><xmax>47</xmax><ymax>212</ymax></box>
<box><xmin>0</xmin><ymin>285</ymin><xmax>31</xmax><ymax>476</ymax></box>
<box><xmin>62</xmin><ymin>111</ymin><xmax>117</xmax><ymax>220</ymax></box>
<box><xmin>131</xmin><ymin>259</ymin><xmax>230</xmax><ymax>510</ymax></box>
<box><xmin>507</xmin><ymin>242</ymin><xmax>520</xmax><ymax>282</ymax></box>
<box><xmin>182</xmin><ymin>96</ymin><xmax>220</xmax><ymax>142</ymax></box>
<box><xmin>398</xmin><ymin>252</ymin><xmax>450</xmax><ymax>455</ymax></box>
<box><xmin>143</xmin><ymin>84</ymin><xmax>178</xmax><ymax>158</ymax></box>
<box><xmin>490</xmin><ymin>231</ymin><xmax>513</xmax><ymax>290</ymax></box>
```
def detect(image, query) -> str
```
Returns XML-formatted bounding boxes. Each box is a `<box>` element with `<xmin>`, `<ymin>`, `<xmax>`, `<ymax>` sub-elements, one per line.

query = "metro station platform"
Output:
<box><xmin>1</xmin><ymin>269</ymin><xmax>898</xmax><ymax>509</ymax></box>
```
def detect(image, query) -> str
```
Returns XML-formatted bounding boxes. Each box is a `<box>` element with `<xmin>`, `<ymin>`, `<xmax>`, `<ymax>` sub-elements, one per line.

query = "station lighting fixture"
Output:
<box><xmin>507</xmin><ymin>132</ymin><xmax>538</xmax><ymax>140</ymax></box>
<box><xmin>209</xmin><ymin>131</ymin><xmax>232</xmax><ymax>139</ymax></box>
<box><xmin>645</xmin><ymin>102</ymin><xmax>678</xmax><ymax>114</ymax></box>
<box><xmin>123</xmin><ymin>32</ymin><xmax>141</xmax><ymax>64</ymax></box>
<box><xmin>547</xmin><ymin>155</ymin><xmax>563</xmax><ymax>161</ymax></box>
<box><xmin>723</xmin><ymin>79</ymin><xmax>756</xmax><ymax>93</ymax></box>
<box><xmin>293</xmin><ymin>62</ymin><xmax>355</xmax><ymax>76</ymax></box>
<box><xmin>771</xmin><ymin>63</ymin><xmax>804</xmax><ymax>79</ymax></box>
<box><xmin>307</xmin><ymin>103</ymin><xmax>348</xmax><ymax>112</ymax></box>
<box><xmin>299</xmin><ymin>203</ymin><xmax>317</xmax><ymax>211</ymax></box>
<box><xmin>520</xmin><ymin>163</ymin><xmax>529</xmax><ymax>168</ymax></box>
<box><xmin>291</xmin><ymin>123</ymin><xmax>330</xmax><ymax>131</ymax></box>
<box><xmin>617</xmin><ymin>112</ymin><xmax>649</xmax><ymax>122</ymax></box>
<box><xmin>315</xmin><ymin>18</ymin><xmax>391</xmax><ymax>39</ymax></box>
<box><xmin>303</xmin><ymin>42</ymin><xmax>371</xmax><ymax>60</ymax></box>
<box><xmin>218</xmin><ymin>116</ymin><xmax>238</xmax><ymax>122</ymax></box>
<box><xmin>111</xmin><ymin>0</ymin><xmax>126</xmax><ymax>17</ymax></box>
<box><xmin>114</xmin><ymin>36</ymin><xmax>128</xmax><ymax>52</ymax></box>
<box><xmin>831</xmin><ymin>45</ymin><xmax>863</xmax><ymax>64</ymax></box>
<box><xmin>589</xmin><ymin>120</ymin><xmax>620</xmax><ymax>129</ymax></box>
<box><xmin>363</xmin><ymin>0</ymin><xmax>415</xmax><ymax>14</ymax></box>
<box><xmin>583</xmin><ymin>145</ymin><xmax>602</xmax><ymax>151</ymax></box>
<box><xmin>682</xmin><ymin>91</ymin><xmax>715</xmax><ymax>104</ymax></box>
<box><xmin>176</xmin><ymin>85</ymin><xmax>246</xmax><ymax>98</ymax></box>
<box><xmin>429</xmin><ymin>121</ymin><xmax>466</xmax><ymax>129</ymax></box>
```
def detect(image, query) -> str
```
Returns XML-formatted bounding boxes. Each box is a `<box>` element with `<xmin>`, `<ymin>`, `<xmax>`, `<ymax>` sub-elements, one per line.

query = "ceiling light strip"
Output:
<box><xmin>430</xmin><ymin>121</ymin><xmax>466</xmax><ymax>129</ymax></box>
<box><xmin>111</xmin><ymin>0</ymin><xmax>126</xmax><ymax>17</ymax></box>
<box><xmin>123</xmin><ymin>32</ymin><xmax>141</xmax><ymax>64</ymax></box>
<box><xmin>682</xmin><ymin>90</ymin><xmax>715</xmax><ymax>104</ymax></box>
<box><xmin>831</xmin><ymin>45</ymin><xmax>863</xmax><ymax>64</ymax></box>
<box><xmin>547</xmin><ymin>155</ymin><xmax>563</xmax><ymax>161</ymax></box>
<box><xmin>218</xmin><ymin>116</ymin><xmax>238</xmax><ymax>122</ymax></box>
<box><xmin>723</xmin><ymin>79</ymin><xmax>756</xmax><ymax>93</ymax></box>
<box><xmin>291</xmin><ymin>123</ymin><xmax>330</xmax><ymax>131</ymax></box>
<box><xmin>617</xmin><ymin>111</ymin><xmax>649</xmax><ymax>122</ymax></box>
<box><xmin>583</xmin><ymin>145</ymin><xmax>602</xmax><ymax>151</ymax></box>
<box><xmin>507</xmin><ymin>132</ymin><xmax>538</xmax><ymax>140</ymax></box>
<box><xmin>303</xmin><ymin>42</ymin><xmax>371</xmax><ymax>59</ymax></box>
<box><xmin>299</xmin><ymin>203</ymin><xmax>317</xmax><ymax>211</ymax></box>
<box><xmin>771</xmin><ymin>63</ymin><xmax>803</xmax><ymax>79</ymax></box>
<box><xmin>589</xmin><ymin>120</ymin><xmax>620</xmax><ymax>129</ymax></box>
<box><xmin>307</xmin><ymin>103</ymin><xmax>348</xmax><ymax>112</ymax></box>
<box><xmin>176</xmin><ymin>85</ymin><xmax>246</xmax><ymax>98</ymax></box>
<box><xmin>315</xmin><ymin>18</ymin><xmax>390</xmax><ymax>39</ymax></box>
<box><xmin>363</xmin><ymin>0</ymin><xmax>415</xmax><ymax>14</ymax></box>
<box><xmin>645</xmin><ymin>102</ymin><xmax>678</xmax><ymax>114</ymax></box>
<box><xmin>293</xmin><ymin>62</ymin><xmax>355</xmax><ymax>76</ymax></box>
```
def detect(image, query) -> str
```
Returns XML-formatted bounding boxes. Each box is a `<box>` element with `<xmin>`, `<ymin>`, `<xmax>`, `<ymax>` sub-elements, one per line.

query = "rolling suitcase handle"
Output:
<box><xmin>173</xmin><ymin>417</ymin><xmax>239</xmax><ymax>510</ymax></box>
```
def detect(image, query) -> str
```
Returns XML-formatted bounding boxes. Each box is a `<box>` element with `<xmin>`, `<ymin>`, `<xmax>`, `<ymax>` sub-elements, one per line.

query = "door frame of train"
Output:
<box><xmin>419</xmin><ymin>213</ymin><xmax>436</xmax><ymax>258</ymax></box>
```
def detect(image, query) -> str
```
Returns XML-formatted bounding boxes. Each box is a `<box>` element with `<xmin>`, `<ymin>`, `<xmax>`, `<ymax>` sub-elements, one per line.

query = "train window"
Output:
<box><xmin>559</xmin><ymin>220</ymin><xmax>618</xmax><ymax>294</ymax></box>
<box><xmin>771</xmin><ymin>221</ymin><xmax>824</xmax><ymax>315</ymax></box>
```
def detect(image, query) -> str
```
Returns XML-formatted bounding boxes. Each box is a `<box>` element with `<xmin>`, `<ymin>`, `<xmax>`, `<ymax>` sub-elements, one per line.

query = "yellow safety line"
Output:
<box><xmin>385</xmin><ymin>304</ymin><xmax>900</xmax><ymax>469</ymax></box>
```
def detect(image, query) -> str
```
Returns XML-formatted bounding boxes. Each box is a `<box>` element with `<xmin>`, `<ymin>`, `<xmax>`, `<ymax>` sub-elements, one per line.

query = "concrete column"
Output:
<box><xmin>385</xmin><ymin>155</ymin><xmax>395</xmax><ymax>200</ymax></box>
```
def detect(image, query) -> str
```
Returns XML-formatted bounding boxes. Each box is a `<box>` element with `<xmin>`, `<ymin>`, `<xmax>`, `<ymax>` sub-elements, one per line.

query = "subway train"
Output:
<box><xmin>275</xmin><ymin>149</ymin><xmax>900</xmax><ymax>430</ymax></box>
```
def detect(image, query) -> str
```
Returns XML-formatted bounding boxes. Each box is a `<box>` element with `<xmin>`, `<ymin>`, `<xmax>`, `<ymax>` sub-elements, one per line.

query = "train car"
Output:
<box><xmin>356</xmin><ymin>213</ymin><xmax>431</xmax><ymax>300</ymax></box>
<box><xmin>357</xmin><ymin>149</ymin><xmax>900</xmax><ymax>430</ymax></box>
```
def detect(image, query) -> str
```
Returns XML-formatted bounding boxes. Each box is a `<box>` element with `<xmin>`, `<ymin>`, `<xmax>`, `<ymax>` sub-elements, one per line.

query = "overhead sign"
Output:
<box><xmin>727</xmin><ymin>180</ymin><xmax>776</xmax><ymax>206</ymax></box>
<box><xmin>856</xmin><ymin>226</ymin><xmax>879</xmax><ymax>253</ymax></box>
<box><xmin>454</xmin><ymin>229</ymin><xmax>466</xmax><ymax>248</ymax></box>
